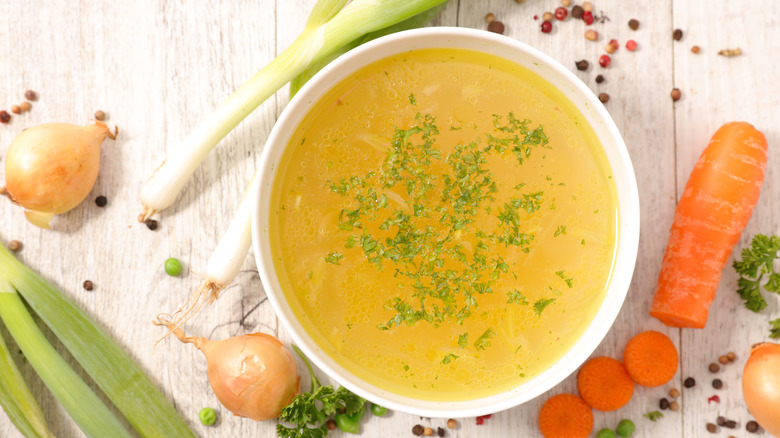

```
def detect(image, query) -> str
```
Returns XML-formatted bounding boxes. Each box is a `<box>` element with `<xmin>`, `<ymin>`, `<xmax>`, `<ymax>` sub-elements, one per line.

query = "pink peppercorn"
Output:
<box><xmin>626</xmin><ymin>40</ymin><xmax>638</xmax><ymax>51</ymax></box>
<box><xmin>554</xmin><ymin>7</ymin><xmax>567</xmax><ymax>20</ymax></box>
<box><xmin>599</xmin><ymin>54</ymin><xmax>611</xmax><ymax>68</ymax></box>
<box><xmin>540</xmin><ymin>20</ymin><xmax>552</xmax><ymax>33</ymax></box>
<box><xmin>582</xmin><ymin>11</ymin><xmax>594</xmax><ymax>25</ymax></box>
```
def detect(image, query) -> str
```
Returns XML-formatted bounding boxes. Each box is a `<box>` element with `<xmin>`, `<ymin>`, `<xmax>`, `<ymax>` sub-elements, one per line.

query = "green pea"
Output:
<box><xmin>596</xmin><ymin>428</ymin><xmax>616</xmax><ymax>438</ymax></box>
<box><xmin>370</xmin><ymin>403</ymin><xmax>389</xmax><ymax>416</ymax></box>
<box><xmin>616</xmin><ymin>419</ymin><xmax>635</xmax><ymax>437</ymax></box>
<box><xmin>165</xmin><ymin>257</ymin><xmax>183</xmax><ymax>276</ymax></box>
<box><xmin>199</xmin><ymin>407</ymin><xmax>217</xmax><ymax>426</ymax></box>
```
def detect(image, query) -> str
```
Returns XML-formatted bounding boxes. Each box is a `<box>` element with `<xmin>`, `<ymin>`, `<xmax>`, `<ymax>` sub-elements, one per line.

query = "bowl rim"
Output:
<box><xmin>251</xmin><ymin>26</ymin><xmax>640</xmax><ymax>418</ymax></box>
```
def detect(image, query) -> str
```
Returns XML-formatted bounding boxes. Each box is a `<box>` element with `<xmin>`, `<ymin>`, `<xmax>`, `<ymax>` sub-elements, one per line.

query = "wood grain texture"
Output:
<box><xmin>1</xmin><ymin>0</ymin><xmax>777</xmax><ymax>437</ymax></box>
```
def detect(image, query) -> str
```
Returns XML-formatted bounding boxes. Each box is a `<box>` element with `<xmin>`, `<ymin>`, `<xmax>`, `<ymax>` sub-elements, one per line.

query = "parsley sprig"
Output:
<box><xmin>277</xmin><ymin>346</ymin><xmax>365</xmax><ymax>438</ymax></box>
<box><xmin>733</xmin><ymin>234</ymin><xmax>780</xmax><ymax>312</ymax></box>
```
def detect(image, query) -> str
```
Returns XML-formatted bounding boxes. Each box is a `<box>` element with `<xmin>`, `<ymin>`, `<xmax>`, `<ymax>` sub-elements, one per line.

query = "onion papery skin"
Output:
<box><xmin>3</xmin><ymin>121</ymin><xmax>114</xmax><ymax>228</ymax></box>
<box><xmin>200</xmin><ymin>333</ymin><xmax>300</xmax><ymax>421</ymax></box>
<box><xmin>742</xmin><ymin>342</ymin><xmax>780</xmax><ymax>436</ymax></box>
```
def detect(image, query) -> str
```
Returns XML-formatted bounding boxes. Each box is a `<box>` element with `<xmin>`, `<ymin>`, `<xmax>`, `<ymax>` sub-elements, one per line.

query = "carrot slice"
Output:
<box><xmin>650</xmin><ymin>122</ymin><xmax>768</xmax><ymax>328</ymax></box>
<box><xmin>538</xmin><ymin>393</ymin><xmax>593</xmax><ymax>438</ymax></box>
<box><xmin>623</xmin><ymin>330</ymin><xmax>678</xmax><ymax>387</ymax></box>
<box><xmin>576</xmin><ymin>356</ymin><xmax>634</xmax><ymax>411</ymax></box>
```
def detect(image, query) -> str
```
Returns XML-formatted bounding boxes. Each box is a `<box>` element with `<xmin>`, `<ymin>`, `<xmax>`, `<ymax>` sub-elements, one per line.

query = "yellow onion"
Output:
<box><xmin>2</xmin><ymin>121</ymin><xmax>116</xmax><ymax>229</ymax></box>
<box><xmin>157</xmin><ymin>321</ymin><xmax>300</xmax><ymax>421</ymax></box>
<box><xmin>742</xmin><ymin>342</ymin><xmax>780</xmax><ymax>436</ymax></box>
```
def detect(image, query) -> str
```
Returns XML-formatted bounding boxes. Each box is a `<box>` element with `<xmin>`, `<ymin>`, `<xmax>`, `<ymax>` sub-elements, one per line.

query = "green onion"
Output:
<box><xmin>0</xmin><ymin>242</ymin><xmax>195</xmax><ymax>438</ymax></box>
<box><xmin>0</xmin><ymin>323</ymin><xmax>53</xmax><ymax>438</ymax></box>
<box><xmin>0</xmin><ymin>279</ymin><xmax>130</xmax><ymax>438</ymax></box>
<box><xmin>155</xmin><ymin>0</ymin><xmax>448</xmax><ymax>332</ymax></box>
<box><xmin>138</xmin><ymin>0</ymin><xmax>450</xmax><ymax>222</ymax></box>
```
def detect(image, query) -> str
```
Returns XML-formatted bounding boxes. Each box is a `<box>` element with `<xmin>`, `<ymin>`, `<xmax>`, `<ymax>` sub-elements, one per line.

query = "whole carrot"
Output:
<box><xmin>650</xmin><ymin>122</ymin><xmax>768</xmax><ymax>328</ymax></box>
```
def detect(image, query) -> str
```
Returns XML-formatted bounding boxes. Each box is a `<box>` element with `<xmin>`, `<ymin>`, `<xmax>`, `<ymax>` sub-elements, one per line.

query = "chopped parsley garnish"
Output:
<box><xmin>555</xmin><ymin>270</ymin><xmax>574</xmax><ymax>288</ymax></box>
<box><xmin>457</xmin><ymin>333</ymin><xmax>469</xmax><ymax>348</ymax></box>
<box><xmin>408</xmin><ymin>93</ymin><xmax>416</xmax><ymax>106</ymax></box>
<box><xmin>473</xmin><ymin>329</ymin><xmax>495</xmax><ymax>350</ymax></box>
<box><xmin>441</xmin><ymin>353</ymin><xmax>459</xmax><ymax>364</ymax></box>
<box><xmin>533</xmin><ymin>298</ymin><xmax>556</xmax><ymax>316</ymax></box>
<box><xmin>507</xmin><ymin>290</ymin><xmax>529</xmax><ymax>305</ymax></box>
<box><xmin>733</xmin><ymin>234</ymin><xmax>780</xmax><ymax>312</ymax></box>
<box><xmin>323</xmin><ymin>252</ymin><xmax>344</xmax><ymax>265</ymax></box>
<box><xmin>643</xmin><ymin>411</ymin><xmax>664</xmax><ymax>422</ymax></box>
<box><xmin>553</xmin><ymin>225</ymin><xmax>567</xmax><ymax>237</ymax></box>
<box><xmin>322</xmin><ymin>109</ymin><xmax>554</xmax><ymax>352</ymax></box>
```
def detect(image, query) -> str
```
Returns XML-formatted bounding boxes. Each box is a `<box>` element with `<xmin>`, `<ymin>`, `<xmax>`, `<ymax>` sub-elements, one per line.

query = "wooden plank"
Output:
<box><xmin>674</xmin><ymin>1</ymin><xmax>780</xmax><ymax>436</ymax></box>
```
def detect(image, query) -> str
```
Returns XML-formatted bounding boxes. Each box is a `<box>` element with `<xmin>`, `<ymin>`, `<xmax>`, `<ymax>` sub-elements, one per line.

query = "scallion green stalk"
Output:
<box><xmin>0</xmin><ymin>243</ymin><xmax>195</xmax><ymax>438</ymax></box>
<box><xmin>0</xmin><ymin>279</ymin><xmax>130</xmax><ymax>438</ymax></box>
<box><xmin>156</xmin><ymin>0</ymin><xmax>449</xmax><ymax>333</ymax></box>
<box><xmin>0</xmin><ymin>324</ymin><xmax>53</xmax><ymax>438</ymax></box>
<box><xmin>138</xmin><ymin>0</ymin><xmax>449</xmax><ymax>221</ymax></box>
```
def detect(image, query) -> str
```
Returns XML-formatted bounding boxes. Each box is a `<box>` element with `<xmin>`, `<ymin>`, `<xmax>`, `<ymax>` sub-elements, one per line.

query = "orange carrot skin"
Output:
<box><xmin>650</xmin><ymin>122</ymin><xmax>768</xmax><ymax>328</ymax></box>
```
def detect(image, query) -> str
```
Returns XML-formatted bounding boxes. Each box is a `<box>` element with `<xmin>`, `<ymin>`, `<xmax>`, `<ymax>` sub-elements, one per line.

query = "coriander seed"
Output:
<box><xmin>8</xmin><ymin>240</ymin><xmax>22</xmax><ymax>252</ymax></box>
<box><xmin>718</xmin><ymin>355</ymin><xmax>729</xmax><ymax>364</ymax></box>
<box><xmin>671</xmin><ymin>88</ymin><xmax>682</xmax><ymax>101</ymax></box>
<box><xmin>447</xmin><ymin>419</ymin><xmax>457</xmax><ymax>429</ymax></box>
<box><xmin>488</xmin><ymin>20</ymin><xmax>505</xmax><ymax>34</ymax></box>
<box><xmin>669</xmin><ymin>401</ymin><xmax>679</xmax><ymax>411</ymax></box>
<box><xmin>20</xmin><ymin>101</ymin><xmax>31</xmax><ymax>112</ymax></box>
<box><xmin>561</xmin><ymin>0</ymin><xmax>571</xmax><ymax>6</ymax></box>
<box><xmin>585</xmin><ymin>29</ymin><xmax>599</xmax><ymax>41</ymax></box>
<box><xmin>669</xmin><ymin>388</ymin><xmax>680</xmax><ymax>398</ymax></box>
<box><xmin>706</xmin><ymin>423</ymin><xmax>717</xmax><ymax>433</ymax></box>
<box><xmin>598</xmin><ymin>93</ymin><xmax>610</xmax><ymax>103</ymax></box>
<box><xmin>708</xmin><ymin>362</ymin><xmax>720</xmax><ymax>373</ymax></box>
<box><xmin>691</xmin><ymin>45</ymin><xmax>701</xmax><ymax>54</ymax></box>
<box><xmin>543</xmin><ymin>12</ymin><xmax>554</xmax><ymax>22</ymax></box>
<box><xmin>94</xmin><ymin>110</ymin><xmax>106</xmax><ymax>121</ymax></box>
<box><xmin>726</xmin><ymin>351</ymin><xmax>736</xmax><ymax>361</ymax></box>
<box><xmin>24</xmin><ymin>90</ymin><xmax>37</xmax><ymax>101</ymax></box>
<box><xmin>582</xmin><ymin>1</ymin><xmax>594</xmax><ymax>12</ymax></box>
<box><xmin>485</xmin><ymin>13</ymin><xmax>495</xmax><ymax>23</ymax></box>
<box><xmin>11</xmin><ymin>104</ymin><xmax>21</xmax><ymax>114</ymax></box>
<box><xmin>424</xmin><ymin>427</ymin><xmax>434</xmax><ymax>437</ymax></box>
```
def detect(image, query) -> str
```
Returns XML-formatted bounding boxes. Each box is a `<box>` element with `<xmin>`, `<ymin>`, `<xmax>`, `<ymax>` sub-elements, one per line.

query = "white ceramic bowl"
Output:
<box><xmin>251</xmin><ymin>27</ymin><xmax>640</xmax><ymax>418</ymax></box>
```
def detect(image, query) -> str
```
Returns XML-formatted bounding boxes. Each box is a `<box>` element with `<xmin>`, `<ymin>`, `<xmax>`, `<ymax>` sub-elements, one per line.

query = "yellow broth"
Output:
<box><xmin>270</xmin><ymin>48</ymin><xmax>618</xmax><ymax>400</ymax></box>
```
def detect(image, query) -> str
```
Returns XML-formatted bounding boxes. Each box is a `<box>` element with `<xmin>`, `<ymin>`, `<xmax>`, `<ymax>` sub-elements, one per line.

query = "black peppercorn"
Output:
<box><xmin>712</xmin><ymin>378</ymin><xmax>723</xmax><ymax>389</ymax></box>
<box><xmin>746</xmin><ymin>420</ymin><xmax>759</xmax><ymax>433</ymax></box>
<box><xmin>571</xmin><ymin>5</ymin><xmax>584</xmax><ymax>19</ymax></box>
<box><xmin>412</xmin><ymin>424</ymin><xmax>424</xmax><ymax>436</ymax></box>
<box><xmin>575</xmin><ymin>60</ymin><xmax>589</xmax><ymax>71</ymax></box>
<box><xmin>717</xmin><ymin>416</ymin><xmax>726</xmax><ymax>426</ymax></box>
<box><xmin>706</xmin><ymin>423</ymin><xmax>717</xmax><ymax>433</ymax></box>
<box><xmin>598</xmin><ymin>93</ymin><xmax>610</xmax><ymax>103</ymax></box>
<box><xmin>95</xmin><ymin>195</ymin><xmax>108</xmax><ymax>207</ymax></box>
<box><xmin>437</xmin><ymin>427</ymin><xmax>445</xmax><ymax>437</ymax></box>
<box><xmin>145</xmin><ymin>219</ymin><xmax>159</xmax><ymax>230</ymax></box>
<box><xmin>595</xmin><ymin>74</ymin><xmax>605</xmax><ymax>84</ymax></box>
<box><xmin>83</xmin><ymin>280</ymin><xmax>94</xmax><ymax>291</ymax></box>
<box><xmin>673</xmin><ymin>28</ymin><xmax>683</xmax><ymax>41</ymax></box>
<box><xmin>659</xmin><ymin>397</ymin><xmax>670</xmax><ymax>410</ymax></box>
<box><xmin>628</xmin><ymin>19</ymin><xmax>639</xmax><ymax>30</ymax></box>
<box><xmin>684</xmin><ymin>377</ymin><xmax>696</xmax><ymax>388</ymax></box>
<box><xmin>724</xmin><ymin>420</ymin><xmax>737</xmax><ymax>429</ymax></box>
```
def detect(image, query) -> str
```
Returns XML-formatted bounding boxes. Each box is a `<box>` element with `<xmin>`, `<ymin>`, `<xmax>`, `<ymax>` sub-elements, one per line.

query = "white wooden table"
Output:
<box><xmin>1</xmin><ymin>1</ymin><xmax>778</xmax><ymax>437</ymax></box>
